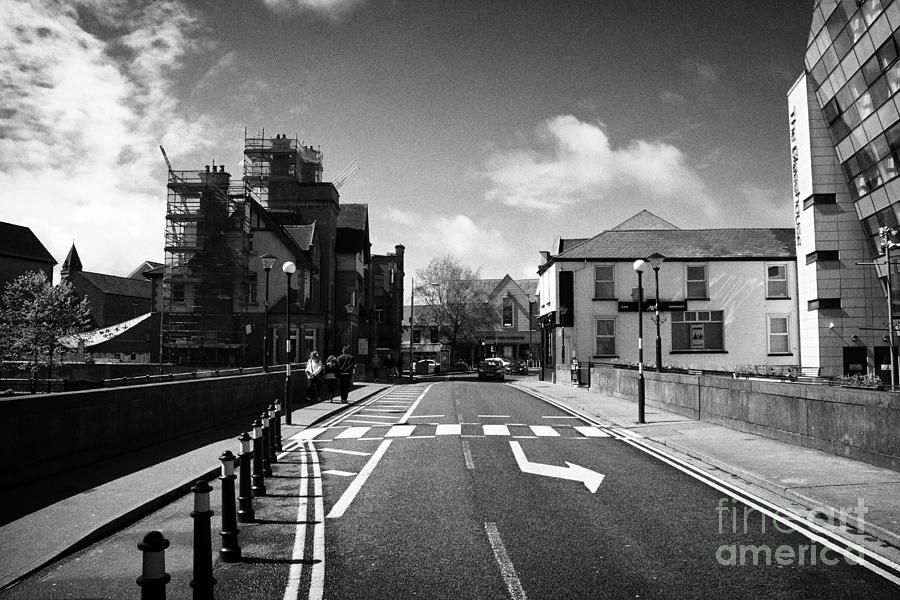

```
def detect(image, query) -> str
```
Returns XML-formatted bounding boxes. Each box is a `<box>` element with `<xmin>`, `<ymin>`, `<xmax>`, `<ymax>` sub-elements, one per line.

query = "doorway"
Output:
<box><xmin>842</xmin><ymin>346</ymin><xmax>867</xmax><ymax>377</ymax></box>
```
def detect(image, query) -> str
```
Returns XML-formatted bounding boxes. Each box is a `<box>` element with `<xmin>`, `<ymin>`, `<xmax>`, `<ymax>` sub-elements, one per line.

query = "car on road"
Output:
<box><xmin>507</xmin><ymin>360</ymin><xmax>529</xmax><ymax>375</ymax></box>
<box><xmin>478</xmin><ymin>357</ymin><xmax>506</xmax><ymax>380</ymax></box>
<box><xmin>415</xmin><ymin>359</ymin><xmax>439</xmax><ymax>374</ymax></box>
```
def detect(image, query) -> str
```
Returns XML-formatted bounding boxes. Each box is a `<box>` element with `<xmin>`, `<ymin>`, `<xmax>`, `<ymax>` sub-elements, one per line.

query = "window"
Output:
<box><xmin>247</xmin><ymin>272</ymin><xmax>258</xmax><ymax>305</ymax></box>
<box><xmin>172</xmin><ymin>283</ymin><xmax>185</xmax><ymax>303</ymax></box>
<box><xmin>766</xmin><ymin>264</ymin><xmax>788</xmax><ymax>298</ymax></box>
<box><xmin>767</xmin><ymin>316</ymin><xmax>790</xmax><ymax>354</ymax></box>
<box><xmin>671</xmin><ymin>310</ymin><xmax>724</xmax><ymax>351</ymax></box>
<box><xmin>430</xmin><ymin>328</ymin><xmax>439</xmax><ymax>343</ymax></box>
<box><xmin>412</xmin><ymin>330</ymin><xmax>421</xmax><ymax>344</ymax></box>
<box><xmin>502</xmin><ymin>297</ymin><xmax>514</xmax><ymax>327</ymax></box>
<box><xmin>686</xmin><ymin>265</ymin><xmax>708</xmax><ymax>299</ymax></box>
<box><xmin>131</xmin><ymin>302</ymin><xmax>139</xmax><ymax>318</ymax></box>
<box><xmin>247</xmin><ymin>233</ymin><xmax>255</xmax><ymax>253</ymax></box>
<box><xmin>595</xmin><ymin>319</ymin><xmax>616</xmax><ymax>356</ymax></box>
<box><xmin>594</xmin><ymin>265</ymin><xmax>615</xmax><ymax>298</ymax></box>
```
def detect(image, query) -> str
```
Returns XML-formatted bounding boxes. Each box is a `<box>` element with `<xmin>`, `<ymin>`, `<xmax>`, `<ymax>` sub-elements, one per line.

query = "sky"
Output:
<box><xmin>1</xmin><ymin>0</ymin><xmax>813</xmax><ymax>288</ymax></box>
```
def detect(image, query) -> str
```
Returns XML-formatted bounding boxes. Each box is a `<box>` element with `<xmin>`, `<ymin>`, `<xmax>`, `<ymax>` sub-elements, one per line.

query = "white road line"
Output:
<box><xmin>484</xmin><ymin>522</ymin><xmax>527</xmax><ymax>600</ymax></box>
<box><xmin>343</xmin><ymin>419</ymin><xmax>396</xmax><ymax>426</ymax></box>
<box><xmin>529</xmin><ymin>425</ymin><xmax>560</xmax><ymax>437</ymax></box>
<box><xmin>283</xmin><ymin>446</ymin><xmax>309</xmax><ymax>600</ymax></box>
<box><xmin>352</xmin><ymin>414</ymin><xmax>397</xmax><ymax>420</ymax></box>
<box><xmin>406</xmin><ymin>414</ymin><xmax>445</xmax><ymax>418</ymax></box>
<box><xmin>483</xmin><ymin>424</ymin><xmax>510</xmax><ymax>436</ymax></box>
<box><xmin>320</xmin><ymin>447</ymin><xmax>371</xmax><ymax>456</ymax></box>
<box><xmin>322</xmin><ymin>469</ymin><xmax>356</xmax><ymax>477</ymax></box>
<box><xmin>398</xmin><ymin>384</ymin><xmax>434</xmax><ymax>424</ymax></box>
<box><xmin>327</xmin><ymin>439</ymin><xmax>392</xmax><ymax>519</ymax></box>
<box><xmin>408</xmin><ymin>435</ymin><xmax>435</xmax><ymax>439</ymax></box>
<box><xmin>541</xmin><ymin>415</ymin><xmax>579</xmax><ymax>419</ymax></box>
<box><xmin>613</xmin><ymin>427</ymin><xmax>643</xmax><ymax>439</ymax></box>
<box><xmin>574</xmin><ymin>426</ymin><xmax>609</xmax><ymax>438</ymax></box>
<box><xmin>478</xmin><ymin>414</ymin><xmax>510</xmax><ymax>418</ymax></box>
<box><xmin>335</xmin><ymin>427</ymin><xmax>371</xmax><ymax>439</ymax></box>
<box><xmin>308</xmin><ymin>441</ymin><xmax>325</xmax><ymax>600</ymax></box>
<box><xmin>290</xmin><ymin>427</ymin><xmax>328</xmax><ymax>441</ymax></box>
<box><xmin>386</xmin><ymin>425</ymin><xmax>416</xmax><ymax>437</ymax></box>
<box><xmin>436</xmin><ymin>424</ymin><xmax>462</xmax><ymax>436</ymax></box>
<box><xmin>462</xmin><ymin>440</ymin><xmax>475</xmax><ymax>469</ymax></box>
<box><xmin>359</xmin><ymin>408</ymin><xmax>406</xmax><ymax>413</ymax></box>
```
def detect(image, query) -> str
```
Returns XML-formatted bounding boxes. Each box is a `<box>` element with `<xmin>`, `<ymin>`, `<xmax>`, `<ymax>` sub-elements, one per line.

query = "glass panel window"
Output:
<box><xmin>502</xmin><ymin>297</ymin><xmax>514</xmax><ymax>327</ymax></box>
<box><xmin>877</xmin><ymin>35</ymin><xmax>898</xmax><ymax>70</ymax></box>
<box><xmin>686</xmin><ymin>265</ymin><xmax>708</xmax><ymax>299</ymax></box>
<box><xmin>767</xmin><ymin>264</ymin><xmax>788</xmax><ymax>298</ymax></box>
<box><xmin>887</xmin><ymin>61</ymin><xmax>900</xmax><ymax>93</ymax></box>
<box><xmin>768</xmin><ymin>316</ymin><xmax>790</xmax><ymax>354</ymax></box>
<box><xmin>247</xmin><ymin>272</ymin><xmax>258</xmax><ymax>304</ymax></box>
<box><xmin>671</xmin><ymin>310</ymin><xmax>725</xmax><ymax>351</ymax></box>
<box><xmin>595</xmin><ymin>319</ymin><xmax>616</xmax><ymax>356</ymax></box>
<box><xmin>594</xmin><ymin>265</ymin><xmax>615</xmax><ymax>298</ymax></box>
<box><xmin>173</xmin><ymin>283</ymin><xmax>185</xmax><ymax>303</ymax></box>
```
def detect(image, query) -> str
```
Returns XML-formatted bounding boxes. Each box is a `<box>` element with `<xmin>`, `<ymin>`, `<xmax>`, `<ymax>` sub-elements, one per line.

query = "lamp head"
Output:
<box><xmin>646</xmin><ymin>252</ymin><xmax>665</xmax><ymax>270</ymax></box>
<box><xmin>282</xmin><ymin>261</ymin><xmax>296</xmax><ymax>274</ymax></box>
<box><xmin>633</xmin><ymin>259</ymin><xmax>646</xmax><ymax>273</ymax></box>
<box><xmin>260</xmin><ymin>252</ymin><xmax>277</xmax><ymax>271</ymax></box>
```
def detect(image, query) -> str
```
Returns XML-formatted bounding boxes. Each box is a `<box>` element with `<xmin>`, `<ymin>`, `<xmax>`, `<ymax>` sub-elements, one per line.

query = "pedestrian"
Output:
<box><xmin>384</xmin><ymin>352</ymin><xmax>397</xmax><ymax>382</ymax></box>
<box><xmin>336</xmin><ymin>345</ymin><xmax>356</xmax><ymax>403</ymax></box>
<box><xmin>305</xmin><ymin>350</ymin><xmax>323</xmax><ymax>403</ymax></box>
<box><xmin>324</xmin><ymin>354</ymin><xmax>338</xmax><ymax>402</ymax></box>
<box><xmin>372</xmin><ymin>353</ymin><xmax>383</xmax><ymax>383</ymax></box>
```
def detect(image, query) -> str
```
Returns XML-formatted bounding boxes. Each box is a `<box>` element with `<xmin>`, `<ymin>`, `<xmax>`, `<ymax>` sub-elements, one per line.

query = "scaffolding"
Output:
<box><xmin>242</xmin><ymin>129</ymin><xmax>323</xmax><ymax>208</ymax></box>
<box><xmin>162</xmin><ymin>164</ymin><xmax>250</xmax><ymax>365</ymax></box>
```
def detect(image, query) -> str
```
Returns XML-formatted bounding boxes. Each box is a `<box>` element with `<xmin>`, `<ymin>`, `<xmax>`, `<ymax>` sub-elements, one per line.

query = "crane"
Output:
<box><xmin>333</xmin><ymin>160</ymin><xmax>360</xmax><ymax>190</ymax></box>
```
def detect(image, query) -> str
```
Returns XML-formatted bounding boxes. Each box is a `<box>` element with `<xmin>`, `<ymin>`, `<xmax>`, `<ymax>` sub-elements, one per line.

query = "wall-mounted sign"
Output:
<box><xmin>617</xmin><ymin>300</ymin><xmax>687</xmax><ymax>312</ymax></box>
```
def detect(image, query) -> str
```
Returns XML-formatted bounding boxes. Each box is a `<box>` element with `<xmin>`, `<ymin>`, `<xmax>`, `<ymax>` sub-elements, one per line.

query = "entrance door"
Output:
<box><xmin>874</xmin><ymin>346</ymin><xmax>894</xmax><ymax>383</ymax></box>
<box><xmin>842</xmin><ymin>346</ymin><xmax>868</xmax><ymax>376</ymax></box>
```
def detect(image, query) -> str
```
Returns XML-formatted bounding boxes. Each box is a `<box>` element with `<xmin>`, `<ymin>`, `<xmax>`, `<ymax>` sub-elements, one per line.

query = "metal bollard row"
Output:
<box><xmin>137</xmin><ymin>399</ymin><xmax>286</xmax><ymax>596</ymax></box>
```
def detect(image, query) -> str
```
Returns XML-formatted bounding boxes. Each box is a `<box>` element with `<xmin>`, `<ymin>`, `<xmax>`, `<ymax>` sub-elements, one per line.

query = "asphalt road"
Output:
<box><xmin>3</xmin><ymin>379</ymin><xmax>898</xmax><ymax>599</ymax></box>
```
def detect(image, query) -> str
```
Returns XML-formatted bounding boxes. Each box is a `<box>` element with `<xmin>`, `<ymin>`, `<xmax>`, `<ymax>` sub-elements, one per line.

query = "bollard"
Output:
<box><xmin>189</xmin><ymin>480</ymin><xmax>216</xmax><ymax>600</ymax></box>
<box><xmin>260</xmin><ymin>412</ymin><xmax>273</xmax><ymax>477</ymax></box>
<box><xmin>219</xmin><ymin>451</ymin><xmax>241</xmax><ymax>562</ymax></box>
<box><xmin>267</xmin><ymin>405</ymin><xmax>277</xmax><ymax>464</ymax></box>
<box><xmin>237</xmin><ymin>432</ymin><xmax>255</xmax><ymax>522</ymax></box>
<box><xmin>251</xmin><ymin>419</ymin><xmax>266</xmax><ymax>497</ymax></box>
<box><xmin>274</xmin><ymin>399</ymin><xmax>283</xmax><ymax>451</ymax></box>
<box><xmin>136</xmin><ymin>531</ymin><xmax>170</xmax><ymax>600</ymax></box>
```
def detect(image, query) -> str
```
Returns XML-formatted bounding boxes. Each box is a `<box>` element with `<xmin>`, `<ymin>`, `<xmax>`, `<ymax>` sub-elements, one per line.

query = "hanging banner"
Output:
<box><xmin>58</xmin><ymin>312</ymin><xmax>151</xmax><ymax>349</ymax></box>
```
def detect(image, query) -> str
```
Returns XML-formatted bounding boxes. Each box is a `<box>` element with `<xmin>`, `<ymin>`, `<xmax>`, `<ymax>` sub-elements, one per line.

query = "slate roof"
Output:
<box><xmin>127</xmin><ymin>260</ymin><xmax>163</xmax><ymax>279</ymax></box>
<box><xmin>558</xmin><ymin>228</ymin><xmax>797</xmax><ymax>260</ymax></box>
<box><xmin>0</xmin><ymin>222</ymin><xmax>56</xmax><ymax>264</ymax></box>
<box><xmin>558</xmin><ymin>238</ymin><xmax>588</xmax><ymax>253</ymax></box>
<box><xmin>284</xmin><ymin>224</ymin><xmax>316</xmax><ymax>251</ymax></box>
<box><xmin>337</xmin><ymin>204</ymin><xmax>368</xmax><ymax>230</ymax></box>
<box><xmin>610</xmin><ymin>210</ymin><xmax>679</xmax><ymax>231</ymax></box>
<box><xmin>517</xmin><ymin>279</ymin><xmax>538</xmax><ymax>298</ymax></box>
<box><xmin>79</xmin><ymin>272</ymin><xmax>151</xmax><ymax>298</ymax></box>
<box><xmin>62</xmin><ymin>244</ymin><xmax>82</xmax><ymax>273</ymax></box>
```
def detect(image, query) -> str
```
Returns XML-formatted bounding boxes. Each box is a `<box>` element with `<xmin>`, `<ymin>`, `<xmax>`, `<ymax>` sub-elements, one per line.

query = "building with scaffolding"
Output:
<box><xmin>158</xmin><ymin>130</ymin><xmax>402</xmax><ymax>370</ymax></box>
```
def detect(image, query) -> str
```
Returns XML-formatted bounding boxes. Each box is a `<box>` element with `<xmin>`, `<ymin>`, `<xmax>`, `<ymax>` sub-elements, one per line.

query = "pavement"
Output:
<box><xmin>2</xmin><ymin>374</ymin><xmax>900</xmax><ymax>591</ymax></box>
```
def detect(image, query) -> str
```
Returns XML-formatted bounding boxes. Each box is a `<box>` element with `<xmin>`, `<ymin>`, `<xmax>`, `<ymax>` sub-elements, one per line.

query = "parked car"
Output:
<box><xmin>478</xmin><ymin>357</ymin><xmax>506</xmax><ymax>381</ymax></box>
<box><xmin>415</xmin><ymin>359</ymin><xmax>439</xmax><ymax>374</ymax></box>
<box><xmin>450</xmin><ymin>361</ymin><xmax>471</xmax><ymax>372</ymax></box>
<box><xmin>507</xmin><ymin>360</ymin><xmax>529</xmax><ymax>375</ymax></box>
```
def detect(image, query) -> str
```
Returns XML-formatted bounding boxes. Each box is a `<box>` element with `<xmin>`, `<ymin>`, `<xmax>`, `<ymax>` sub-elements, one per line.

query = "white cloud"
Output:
<box><xmin>0</xmin><ymin>0</ymin><xmax>210</xmax><ymax>275</ymax></box>
<box><xmin>261</xmin><ymin>0</ymin><xmax>368</xmax><ymax>20</ymax></box>
<box><xmin>482</xmin><ymin>115</ymin><xmax>714</xmax><ymax>215</ymax></box>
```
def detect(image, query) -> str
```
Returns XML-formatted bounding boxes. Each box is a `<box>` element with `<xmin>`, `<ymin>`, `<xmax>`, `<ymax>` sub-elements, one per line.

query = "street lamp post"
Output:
<box><xmin>633</xmin><ymin>259</ymin><xmax>647</xmax><ymax>424</ymax></box>
<box><xmin>282</xmin><ymin>261</ymin><xmax>296</xmax><ymax>425</ymax></box>
<box><xmin>260</xmin><ymin>253</ymin><xmax>276</xmax><ymax>372</ymax></box>
<box><xmin>558</xmin><ymin>305</ymin><xmax>568</xmax><ymax>364</ymax></box>
<box><xmin>409</xmin><ymin>277</ymin><xmax>415</xmax><ymax>382</ymax></box>
<box><xmin>880</xmin><ymin>228</ymin><xmax>898</xmax><ymax>387</ymax></box>
<box><xmin>647</xmin><ymin>252</ymin><xmax>665</xmax><ymax>372</ymax></box>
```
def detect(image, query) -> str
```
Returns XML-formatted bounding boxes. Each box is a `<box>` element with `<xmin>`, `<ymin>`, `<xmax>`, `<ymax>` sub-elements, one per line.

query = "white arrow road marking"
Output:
<box><xmin>327</xmin><ymin>440</ymin><xmax>392</xmax><ymax>518</ymax></box>
<box><xmin>322</xmin><ymin>469</ymin><xmax>357</xmax><ymax>477</ymax></box>
<box><xmin>509</xmin><ymin>441</ymin><xmax>604</xmax><ymax>493</ymax></box>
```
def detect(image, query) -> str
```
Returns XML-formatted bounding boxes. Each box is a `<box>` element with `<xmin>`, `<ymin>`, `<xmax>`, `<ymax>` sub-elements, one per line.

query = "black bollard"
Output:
<box><xmin>274</xmin><ymin>399</ymin><xmax>283</xmax><ymax>451</ymax></box>
<box><xmin>251</xmin><ymin>419</ymin><xmax>266</xmax><ymax>497</ymax></box>
<box><xmin>136</xmin><ymin>531</ymin><xmax>170</xmax><ymax>600</ymax></box>
<box><xmin>189</xmin><ymin>480</ymin><xmax>216</xmax><ymax>600</ymax></box>
<box><xmin>260</xmin><ymin>412</ymin><xmax>273</xmax><ymax>477</ymax></box>
<box><xmin>237</xmin><ymin>432</ymin><xmax>255</xmax><ymax>523</ymax></box>
<box><xmin>267</xmin><ymin>405</ymin><xmax>277</xmax><ymax>464</ymax></box>
<box><xmin>218</xmin><ymin>451</ymin><xmax>241</xmax><ymax>562</ymax></box>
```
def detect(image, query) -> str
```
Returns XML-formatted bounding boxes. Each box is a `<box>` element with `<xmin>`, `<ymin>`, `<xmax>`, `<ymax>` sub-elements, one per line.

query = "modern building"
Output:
<box><xmin>789</xmin><ymin>0</ymin><xmax>900</xmax><ymax>379</ymax></box>
<box><xmin>371</xmin><ymin>245</ymin><xmax>406</xmax><ymax>364</ymax></box>
<box><xmin>0</xmin><ymin>222</ymin><xmax>56</xmax><ymax>291</ymax></box>
<box><xmin>537</xmin><ymin>211</ymin><xmax>800</xmax><ymax>375</ymax></box>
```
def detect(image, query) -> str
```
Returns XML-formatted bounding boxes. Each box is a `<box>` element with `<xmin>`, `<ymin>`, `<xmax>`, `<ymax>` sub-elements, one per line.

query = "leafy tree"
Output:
<box><xmin>0</xmin><ymin>271</ymin><xmax>92</xmax><ymax>377</ymax></box>
<box><xmin>414</xmin><ymin>256</ymin><xmax>496</xmax><ymax>364</ymax></box>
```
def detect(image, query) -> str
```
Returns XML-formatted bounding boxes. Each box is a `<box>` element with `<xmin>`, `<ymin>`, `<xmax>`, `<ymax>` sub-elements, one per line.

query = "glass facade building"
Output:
<box><xmin>789</xmin><ymin>0</ymin><xmax>900</xmax><ymax>378</ymax></box>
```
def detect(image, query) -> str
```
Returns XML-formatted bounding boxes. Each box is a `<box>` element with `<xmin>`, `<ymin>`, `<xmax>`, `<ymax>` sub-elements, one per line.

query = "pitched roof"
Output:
<box><xmin>559</xmin><ymin>238</ymin><xmax>589</xmax><ymax>253</ymax></box>
<box><xmin>284</xmin><ymin>224</ymin><xmax>316</xmax><ymax>250</ymax></box>
<box><xmin>127</xmin><ymin>260</ymin><xmax>163</xmax><ymax>279</ymax></box>
<box><xmin>0</xmin><ymin>222</ymin><xmax>56</xmax><ymax>264</ymax></box>
<box><xmin>517</xmin><ymin>278</ymin><xmax>538</xmax><ymax>298</ymax></box>
<box><xmin>337</xmin><ymin>204</ymin><xmax>368</xmax><ymax>230</ymax></box>
<box><xmin>558</xmin><ymin>228</ymin><xmax>796</xmax><ymax>260</ymax></box>
<box><xmin>62</xmin><ymin>244</ymin><xmax>82</xmax><ymax>273</ymax></box>
<box><xmin>79</xmin><ymin>271</ymin><xmax>151</xmax><ymax>298</ymax></box>
<box><xmin>610</xmin><ymin>210</ymin><xmax>680</xmax><ymax>231</ymax></box>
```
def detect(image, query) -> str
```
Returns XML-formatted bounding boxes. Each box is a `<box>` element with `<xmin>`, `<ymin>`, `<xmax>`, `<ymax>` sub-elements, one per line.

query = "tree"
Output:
<box><xmin>415</xmin><ymin>256</ymin><xmax>496</xmax><ymax>364</ymax></box>
<box><xmin>0</xmin><ymin>271</ymin><xmax>92</xmax><ymax>380</ymax></box>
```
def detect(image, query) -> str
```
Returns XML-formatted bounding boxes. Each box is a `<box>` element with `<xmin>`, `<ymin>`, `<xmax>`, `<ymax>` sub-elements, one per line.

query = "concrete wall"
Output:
<box><xmin>0</xmin><ymin>371</ymin><xmax>307</xmax><ymax>490</ymax></box>
<box><xmin>558</xmin><ymin>364</ymin><xmax>900</xmax><ymax>471</ymax></box>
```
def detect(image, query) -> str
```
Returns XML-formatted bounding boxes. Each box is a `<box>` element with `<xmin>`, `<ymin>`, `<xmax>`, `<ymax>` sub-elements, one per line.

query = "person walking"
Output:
<box><xmin>324</xmin><ymin>354</ymin><xmax>338</xmax><ymax>402</ymax></box>
<box><xmin>305</xmin><ymin>350</ymin><xmax>323</xmax><ymax>403</ymax></box>
<box><xmin>336</xmin><ymin>345</ymin><xmax>356</xmax><ymax>403</ymax></box>
<box><xmin>372</xmin><ymin>353</ymin><xmax>383</xmax><ymax>383</ymax></box>
<box><xmin>384</xmin><ymin>352</ymin><xmax>397</xmax><ymax>382</ymax></box>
